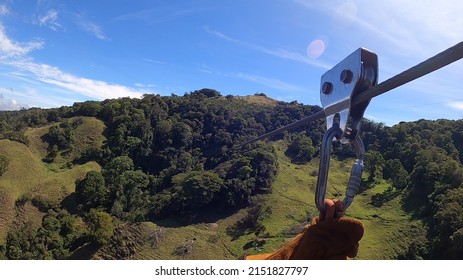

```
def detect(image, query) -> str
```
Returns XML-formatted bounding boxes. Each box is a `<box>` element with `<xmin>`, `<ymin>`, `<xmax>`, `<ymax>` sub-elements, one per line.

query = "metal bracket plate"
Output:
<box><xmin>320</xmin><ymin>48</ymin><xmax>378</xmax><ymax>141</ymax></box>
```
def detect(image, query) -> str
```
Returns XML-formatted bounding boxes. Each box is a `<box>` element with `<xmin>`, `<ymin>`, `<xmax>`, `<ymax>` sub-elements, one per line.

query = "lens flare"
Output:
<box><xmin>307</xmin><ymin>39</ymin><xmax>326</xmax><ymax>59</ymax></box>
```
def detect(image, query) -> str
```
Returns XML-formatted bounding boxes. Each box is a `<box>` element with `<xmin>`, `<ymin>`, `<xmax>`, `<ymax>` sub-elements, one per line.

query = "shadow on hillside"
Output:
<box><xmin>370</xmin><ymin>188</ymin><xmax>401</xmax><ymax>207</ymax></box>
<box><xmin>401</xmin><ymin>187</ymin><xmax>431</xmax><ymax>218</ymax></box>
<box><xmin>359</xmin><ymin>178</ymin><xmax>376</xmax><ymax>194</ymax></box>
<box><xmin>61</xmin><ymin>193</ymin><xmax>79</xmax><ymax>215</ymax></box>
<box><xmin>69</xmin><ymin>242</ymin><xmax>101</xmax><ymax>260</ymax></box>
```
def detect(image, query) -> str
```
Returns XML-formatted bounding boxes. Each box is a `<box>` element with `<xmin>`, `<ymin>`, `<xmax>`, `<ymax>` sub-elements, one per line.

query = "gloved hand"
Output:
<box><xmin>245</xmin><ymin>199</ymin><xmax>364</xmax><ymax>260</ymax></box>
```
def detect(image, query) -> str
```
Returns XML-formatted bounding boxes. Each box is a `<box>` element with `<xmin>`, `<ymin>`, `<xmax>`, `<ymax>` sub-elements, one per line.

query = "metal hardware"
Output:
<box><xmin>320</xmin><ymin>48</ymin><xmax>378</xmax><ymax>142</ymax></box>
<box><xmin>343</xmin><ymin>135</ymin><xmax>365</xmax><ymax>209</ymax></box>
<box><xmin>314</xmin><ymin>48</ymin><xmax>375</xmax><ymax>213</ymax></box>
<box><xmin>315</xmin><ymin>125</ymin><xmax>365</xmax><ymax>213</ymax></box>
<box><xmin>315</xmin><ymin>125</ymin><xmax>342</xmax><ymax>213</ymax></box>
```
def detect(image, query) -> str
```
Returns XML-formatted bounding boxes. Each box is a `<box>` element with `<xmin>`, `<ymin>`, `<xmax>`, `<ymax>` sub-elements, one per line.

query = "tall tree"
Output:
<box><xmin>86</xmin><ymin>210</ymin><xmax>115</xmax><ymax>246</ymax></box>
<box><xmin>365</xmin><ymin>150</ymin><xmax>385</xmax><ymax>182</ymax></box>
<box><xmin>75</xmin><ymin>171</ymin><xmax>107</xmax><ymax>211</ymax></box>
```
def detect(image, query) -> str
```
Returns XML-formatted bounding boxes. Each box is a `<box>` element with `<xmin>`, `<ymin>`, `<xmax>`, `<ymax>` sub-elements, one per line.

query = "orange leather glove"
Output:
<box><xmin>245</xmin><ymin>199</ymin><xmax>364</xmax><ymax>260</ymax></box>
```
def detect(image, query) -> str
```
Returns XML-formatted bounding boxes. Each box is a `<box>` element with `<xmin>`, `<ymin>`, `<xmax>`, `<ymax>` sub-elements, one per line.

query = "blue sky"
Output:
<box><xmin>0</xmin><ymin>0</ymin><xmax>462</xmax><ymax>125</ymax></box>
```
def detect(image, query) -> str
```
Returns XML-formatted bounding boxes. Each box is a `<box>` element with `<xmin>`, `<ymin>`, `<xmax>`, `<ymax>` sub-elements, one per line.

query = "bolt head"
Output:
<box><xmin>340</xmin><ymin>69</ymin><xmax>353</xmax><ymax>84</ymax></box>
<box><xmin>322</xmin><ymin>82</ymin><xmax>333</xmax><ymax>94</ymax></box>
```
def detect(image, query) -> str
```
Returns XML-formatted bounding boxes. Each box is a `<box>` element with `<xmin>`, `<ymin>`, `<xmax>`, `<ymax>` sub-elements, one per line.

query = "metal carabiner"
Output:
<box><xmin>343</xmin><ymin>135</ymin><xmax>365</xmax><ymax>210</ymax></box>
<box><xmin>315</xmin><ymin>126</ymin><xmax>365</xmax><ymax>213</ymax></box>
<box><xmin>315</xmin><ymin>125</ymin><xmax>342</xmax><ymax>213</ymax></box>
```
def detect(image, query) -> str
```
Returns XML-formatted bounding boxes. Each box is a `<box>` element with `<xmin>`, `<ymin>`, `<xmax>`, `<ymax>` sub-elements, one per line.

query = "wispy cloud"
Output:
<box><xmin>112</xmin><ymin>7</ymin><xmax>205</xmax><ymax>24</ymax></box>
<box><xmin>197</xmin><ymin>63</ymin><xmax>221</xmax><ymax>75</ymax></box>
<box><xmin>75</xmin><ymin>15</ymin><xmax>108</xmax><ymax>40</ymax></box>
<box><xmin>79</xmin><ymin>21</ymin><xmax>107</xmax><ymax>40</ymax></box>
<box><xmin>447</xmin><ymin>101</ymin><xmax>463</xmax><ymax>111</ymax></box>
<box><xmin>379</xmin><ymin>0</ymin><xmax>463</xmax><ymax>45</ymax></box>
<box><xmin>143</xmin><ymin>58</ymin><xmax>166</xmax><ymax>64</ymax></box>
<box><xmin>197</xmin><ymin>63</ymin><xmax>306</xmax><ymax>93</ymax></box>
<box><xmin>9</xmin><ymin>59</ymin><xmax>143</xmax><ymax>100</ymax></box>
<box><xmin>293</xmin><ymin>0</ymin><xmax>423</xmax><ymax>57</ymax></box>
<box><xmin>112</xmin><ymin>8</ymin><xmax>157</xmax><ymax>22</ymax></box>
<box><xmin>294</xmin><ymin>0</ymin><xmax>463</xmax><ymax>58</ymax></box>
<box><xmin>294</xmin><ymin>0</ymin><xmax>463</xmax><ymax>123</ymax></box>
<box><xmin>0</xmin><ymin>24</ymin><xmax>143</xmax><ymax>107</ymax></box>
<box><xmin>231</xmin><ymin>73</ymin><xmax>306</xmax><ymax>92</ymax></box>
<box><xmin>0</xmin><ymin>5</ymin><xmax>9</xmax><ymax>16</ymax></box>
<box><xmin>0</xmin><ymin>24</ymin><xmax>44</xmax><ymax>58</ymax></box>
<box><xmin>204</xmin><ymin>26</ymin><xmax>331</xmax><ymax>69</ymax></box>
<box><xmin>37</xmin><ymin>9</ymin><xmax>62</xmax><ymax>31</ymax></box>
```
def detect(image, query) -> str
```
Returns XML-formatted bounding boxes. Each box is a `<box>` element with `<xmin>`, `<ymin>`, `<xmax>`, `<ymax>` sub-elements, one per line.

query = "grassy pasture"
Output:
<box><xmin>0</xmin><ymin>117</ymin><xmax>105</xmax><ymax>245</ymax></box>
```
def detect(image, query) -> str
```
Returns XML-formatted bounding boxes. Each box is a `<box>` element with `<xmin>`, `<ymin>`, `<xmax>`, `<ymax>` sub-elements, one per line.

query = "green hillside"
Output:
<box><xmin>0</xmin><ymin>91</ymin><xmax>462</xmax><ymax>259</ymax></box>
<box><xmin>0</xmin><ymin>117</ymin><xmax>103</xmax><ymax>246</ymax></box>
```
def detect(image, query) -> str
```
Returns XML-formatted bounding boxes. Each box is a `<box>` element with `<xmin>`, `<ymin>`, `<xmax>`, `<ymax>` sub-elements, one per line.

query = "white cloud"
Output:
<box><xmin>0</xmin><ymin>24</ymin><xmax>44</xmax><ymax>58</ymax></box>
<box><xmin>134</xmin><ymin>83</ymin><xmax>157</xmax><ymax>88</ymax></box>
<box><xmin>10</xmin><ymin>59</ymin><xmax>143</xmax><ymax>100</ymax></box>
<box><xmin>0</xmin><ymin>23</ymin><xmax>143</xmax><ymax>106</ymax></box>
<box><xmin>447</xmin><ymin>101</ymin><xmax>463</xmax><ymax>111</ymax></box>
<box><xmin>0</xmin><ymin>92</ymin><xmax>25</xmax><ymax>110</ymax></box>
<box><xmin>37</xmin><ymin>9</ymin><xmax>62</xmax><ymax>31</ymax></box>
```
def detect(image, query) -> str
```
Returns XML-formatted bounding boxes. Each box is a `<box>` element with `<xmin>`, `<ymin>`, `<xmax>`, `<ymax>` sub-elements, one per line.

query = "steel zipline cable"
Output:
<box><xmin>241</xmin><ymin>41</ymin><xmax>463</xmax><ymax>147</ymax></box>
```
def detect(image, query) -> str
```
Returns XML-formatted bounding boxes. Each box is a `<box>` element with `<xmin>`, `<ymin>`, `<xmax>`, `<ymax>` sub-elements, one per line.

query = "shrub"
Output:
<box><xmin>0</xmin><ymin>154</ymin><xmax>9</xmax><ymax>176</ymax></box>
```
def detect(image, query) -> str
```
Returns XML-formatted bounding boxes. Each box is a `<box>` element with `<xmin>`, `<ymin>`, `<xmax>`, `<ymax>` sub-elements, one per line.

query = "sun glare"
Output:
<box><xmin>307</xmin><ymin>39</ymin><xmax>326</xmax><ymax>59</ymax></box>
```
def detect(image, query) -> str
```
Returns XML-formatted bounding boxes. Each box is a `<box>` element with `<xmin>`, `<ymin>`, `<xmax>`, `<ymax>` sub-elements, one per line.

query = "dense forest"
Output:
<box><xmin>0</xmin><ymin>88</ymin><xmax>462</xmax><ymax>259</ymax></box>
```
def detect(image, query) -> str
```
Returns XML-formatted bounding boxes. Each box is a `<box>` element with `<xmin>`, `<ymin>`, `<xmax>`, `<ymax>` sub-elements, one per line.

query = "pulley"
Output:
<box><xmin>320</xmin><ymin>48</ymin><xmax>378</xmax><ymax>142</ymax></box>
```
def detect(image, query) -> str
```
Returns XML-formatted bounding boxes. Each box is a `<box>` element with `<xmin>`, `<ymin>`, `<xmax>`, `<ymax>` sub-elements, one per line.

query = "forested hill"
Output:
<box><xmin>0</xmin><ymin>88</ymin><xmax>462</xmax><ymax>259</ymax></box>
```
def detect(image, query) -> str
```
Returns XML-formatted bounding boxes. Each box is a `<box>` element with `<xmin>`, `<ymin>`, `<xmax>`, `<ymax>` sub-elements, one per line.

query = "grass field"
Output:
<box><xmin>25</xmin><ymin>116</ymin><xmax>106</xmax><ymax>171</ymax></box>
<box><xmin>235</xmin><ymin>95</ymin><xmax>279</xmax><ymax>106</ymax></box>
